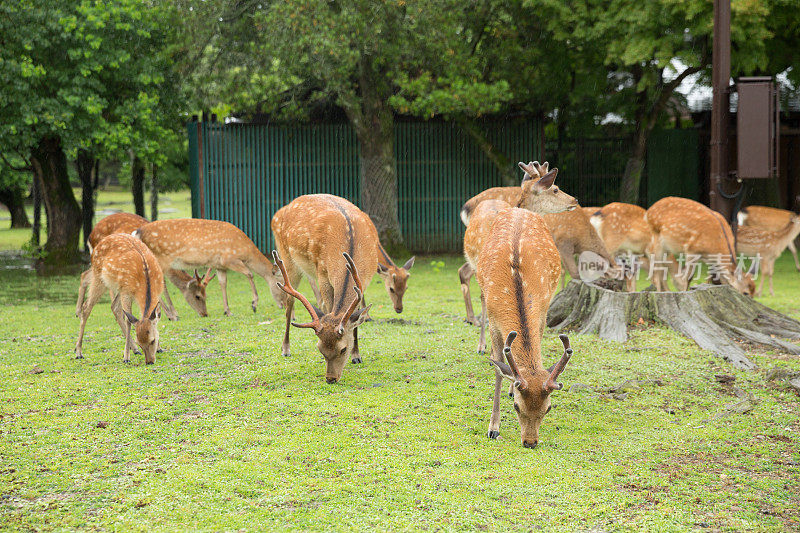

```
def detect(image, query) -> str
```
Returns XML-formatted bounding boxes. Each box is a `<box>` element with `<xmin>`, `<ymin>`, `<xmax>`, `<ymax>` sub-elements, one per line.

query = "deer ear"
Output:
<box><xmin>349</xmin><ymin>304</ymin><xmax>372</xmax><ymax>327</ymax></box>
<box><xmin>402</xmin><ymin>256</ymin><xmax>415</xmax><ymax>270</ymax></box>
<box><xmin>312</xmin><ymin>304</ymin><xmax>324</xmax><ymax>317</ymax></box>
<box><xmin>185</xmin><ymin>279</ymin><xmax>197</xmax><ymax>290</ymax></box>
<box><xmin>533</xmin><ymin>168</ymin><xmax>558</xmax><ymax>192</ymax></box>
<box><xmin>123</xmin><ymin>310</ymin><xmax>139</xmax><ymax>324</ymax></box>
<box><xmin>377</xmin><ymin>263</ymin><xmax>389</xmax><ymax>274</ymax></box>
<box><xmin>489</xmin><ymin>359</ymin><xmax>516</xmax><ymax>381</ymax></box>
<box><xmin>149</xmin><ymin>305</ymin><xmax>160</xmax><ymax>321</ymax></box>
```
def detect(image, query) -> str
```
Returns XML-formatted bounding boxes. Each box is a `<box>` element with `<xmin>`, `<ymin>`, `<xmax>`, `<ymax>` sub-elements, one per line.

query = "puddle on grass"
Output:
<box><xmin>0</xmin><ymin>251</ymin><xmax>33</xmax><ymax>271</ymax></box>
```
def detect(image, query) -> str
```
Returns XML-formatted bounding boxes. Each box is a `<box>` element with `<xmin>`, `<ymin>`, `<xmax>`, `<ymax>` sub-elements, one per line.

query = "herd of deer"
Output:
<box><xmin>71</xmin><ymin>161</ymin><xmax>800</xmax><ymax>449</ymax></box>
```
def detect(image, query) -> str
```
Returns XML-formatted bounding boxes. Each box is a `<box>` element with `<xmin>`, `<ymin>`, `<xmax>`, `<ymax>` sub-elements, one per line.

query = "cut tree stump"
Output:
<box><xmin>547</xmin><ymin>280</ymin><xmax>800</xmax><ymax>370</ymax></box>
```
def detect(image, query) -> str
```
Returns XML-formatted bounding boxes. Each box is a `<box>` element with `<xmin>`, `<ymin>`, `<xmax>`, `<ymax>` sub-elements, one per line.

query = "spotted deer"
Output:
<box><xmin>75</xmin><ymin>234</ymin><xmax>163</xmax><ymax>364</ymax></box>
<box><xmin>459</xmin><ymin>161</ymin><xmax>579</xmax><ymax>331</ymax></box>
<box><xmin>76</xmin><ymin>213</ymin><xmax>211</xmax><ymax>319</ymax></box>
<box><xmin>738</xmin><ymin>205</ymin><xmax>800</xmax><ymax>271</ymax></box>
<box><xmin>736</xmin><ymin>215</ymin><xmax>800</xmax><ymax>296</ymax></box>
<box><xmin>477</xmin><ymin>207</ymin><xmax>574</xmax><ymax>448</ymax></box>
<box><xmin>376</xmin><ymin>244</ymin><xmax>415</xmax><ymax>314</ymax></box>
<box><xmin>134</xmin><ymin>218</ymin><xmax>283</xmax><ymax>317</ymax></box>
<box><xmin>542</xmin><ymin>207</ymin><xmax>619</xmax><ymax>289</ymax></box>
<box><xmin>271</xmin><ymin>194</ymin><xmax>377</xmax><ymax>383</ymax></box>
<box><xmin>588</xmin><ymin>202</ymin><xmax>651</xmax><ymax>291</ymax></box>
<box><xmin>645</xmin><ymin>197</ymin><xmax>755</xmax><ymax>295</ymax></box>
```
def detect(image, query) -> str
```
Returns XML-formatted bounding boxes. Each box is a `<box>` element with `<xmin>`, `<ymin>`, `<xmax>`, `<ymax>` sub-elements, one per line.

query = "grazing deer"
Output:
<box><xmin>271</xmin><ymin>194</ymin><xmax>377</xmax><ymax>383</ymax></box>
<box><xmin>542</xmin><ymin>207</ymin><xmax>619</xmax><ymax>289</ymax></box>
<box><xmin>459</xmin><ymin>161</ymin><xmax>579</xmax><ymax>329</ymax></box>
<box><xmin>736</xmin><ymin>216</ymin><xmax>800</xmax><ymax>296</ymax></box>
<box><xmin>477</xmin><ymin>207</ymin><xmax>574</xmax><ymax>448</ymax></box>
<box><xmin>376</xmin><ymin>244</ymin><xmax>415</xmax><ymax>314</ymax></box>
<box><xmin>76</xmin><ymin>213</ymin><xmax>210</xmax><ymax>319</ymax></box>
<box><xmin>134</xmin><ymin>218</ymin><xmax>283</xmax><ymax>316</ymax></box>
<box><xmin>738</xmin><ymin>205</ymin><xmax>800</xmax><ymax>271</ymax></box>
<box><xmin>589</xmin><ymin>202</ymin><xmax>651</xmax><ymax>291</ymax></box>
<box><xmin>75</xmin><ymin>234</ymin><xmax>163</xmax><ymax>364</ymax></box>
<box><xmin>645</xmin><ymin>197</ymin><xmax>755</xmax><ymax>295</ymax></box>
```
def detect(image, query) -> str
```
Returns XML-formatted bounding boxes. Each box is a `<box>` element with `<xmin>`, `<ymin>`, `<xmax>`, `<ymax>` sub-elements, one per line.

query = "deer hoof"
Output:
<box><xmin>75</xmin><ymin>354</ymin><xmax>83</xmax><ymax>360</ymax></box>
<box><xmin>488</xmin><ymin>430</ymin><xmax>499</xmax><ymax>440</ymax></box>
<box><xmin>477</xmin><ymin>345</ymin><xmax>486</xmax><ymax>354</ymax></box>
<box><xmin>251</xmin><ymin>303</ymin><xmax>257</xmax><ymax>313</ymax></box>
<box><xmin>156</xmin><ymin>347</ymin><xmax>164</xmax><ymax>353</ymax></box>
<box><xmin>351</xmin><ymin>356</ymin><xmax>363</xmax><ymax>364</ymax></box>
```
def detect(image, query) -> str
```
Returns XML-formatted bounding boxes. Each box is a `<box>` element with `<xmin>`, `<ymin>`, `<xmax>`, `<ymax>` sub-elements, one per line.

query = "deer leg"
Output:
<box><xmin>477</xmin><ymin>291</ymin><xmax>487</xmax><ymax>354</ymax></box>
<box><xmin>75</xmin><ymin>269</ymin><xmax>92</xmax><ymax>317</ymax></box>
<box><xmin>458</xmin><ymin>262</ymin><xmax>478</xmax><ymax>325</ymax></box>
<box><xmin>282</xmin><ymin>297</ymin><xmax>295</xmax><ymax>357</ymax></box>
<box><xmin>75</xmin><ymin>278</ymin><xmax>105</xmax><ymax>360</ymax></box>
<box><xmin>560</xmin><ymin>248</ymin><xmax>579</xmax><ymax>282</ymax></box>
<box><xmin>307</xmin><ymin>276</ymin><xmax>323</xmax><ymax>308</ymax></box>
<box><xmin>226</xmin><ymin>259</ymin><xmax>258</xmax><ymax>312</ymax></box>
<box><xmin>160</xmin><ymin>283</ymin><xmax>179</xmax><ymax>321</ymax></box>
<box><xmin>120</xmin><ymin>295</ymin><xmax>136</xmax><ymax>363</ymax></box>
<box><xmin>216</xmin><ymin>270</ymin><xmax>232</xmax><ymax>316</ymax></box>
<box><xmin>789</xmin><ymin>240</ymin><xmax>800</xmax><ymax>271</ymax></box>
<box><xmin>351</xmin><ymin>326</ymin><xmax>362</xmax><ymax>364</ymax></box>
<box><xmin>487</xmin><ymin>331</ymin><xmax>505</xmax><ymax>440</ymax></box>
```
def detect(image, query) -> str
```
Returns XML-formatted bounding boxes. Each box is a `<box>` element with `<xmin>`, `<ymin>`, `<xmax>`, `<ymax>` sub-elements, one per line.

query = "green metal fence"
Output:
<box><xmin>188</xmin><ymin>119</ymin><xmax>542</xmax><ymax>253</ymax></box>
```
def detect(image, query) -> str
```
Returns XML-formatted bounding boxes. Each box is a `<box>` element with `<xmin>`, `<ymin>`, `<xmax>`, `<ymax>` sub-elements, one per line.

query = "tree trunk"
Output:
<box><xmin>0</xmin><ymin>184</ymin><xmax>31</xmax><ymax>228</ymax></box>
<box><xmin>31</xmin><ymin>175</ymin><xmax>41</xmax><ymax>247</ymax></box>
<box><xmin>131</xmin><ymin>154</ymin><xmax>146</xmax><ymax>218</ymax></box>
<box><xmin>150</xmin><ymin>163</ymin><xmax>159</xmax><ymax>221</ymax></box>
<box><xmin>76</xmin><ymin>149</ymin><xmax>96</xmax><ymax>252</ymax></box>
<box><xmin>548</xmin><ymin>280</ymin><xmax>800</xmax><ymax>370</ymax></box>
<box><xmin>30</xmin><ymin>136</ymin><xmax>82</xmax><ymax>268</ymax></box>
<box><xmin>619</xmin><ymin>130</ymin><xmax>648</xmax><ymax>204</ymax></box>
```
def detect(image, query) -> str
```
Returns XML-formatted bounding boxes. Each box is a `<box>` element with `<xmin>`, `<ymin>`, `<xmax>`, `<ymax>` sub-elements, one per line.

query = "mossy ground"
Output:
<box><xmin>0</xmin><ymin>194</ymin><xmax>798</xmax><ymax>531</ymax></box>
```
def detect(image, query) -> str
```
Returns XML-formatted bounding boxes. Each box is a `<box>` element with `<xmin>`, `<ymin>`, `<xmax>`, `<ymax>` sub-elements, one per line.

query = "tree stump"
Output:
<box><xmin>547</xmin><ymin>280</ymin><xmax>800</xmax><ymax>370</ymax></box>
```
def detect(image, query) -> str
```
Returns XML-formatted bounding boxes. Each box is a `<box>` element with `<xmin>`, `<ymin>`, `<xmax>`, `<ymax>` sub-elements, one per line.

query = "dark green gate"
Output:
<box><xmin>188</xmin><ymin>119</ymin><xmax>542</xmax><ymax>253</ymax></box>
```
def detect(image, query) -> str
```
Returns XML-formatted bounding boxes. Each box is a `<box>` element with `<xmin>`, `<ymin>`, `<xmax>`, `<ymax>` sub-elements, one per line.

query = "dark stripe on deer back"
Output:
<box><xmin>511</xmin><ymin>230</ymin><xmax>531</xmax><ymax>353</ymax></box>
<box><xmin>127</xmin><ymin>239</ymin><xmax>153</xmax><ymax>317</ymax></box>
<box><xmin>327</xmin><ymin>198</ymin><xmax>355</xmax><ymax>313</ymax></box>
<box><xmin>378</xmin><ymin>243</ymin><xmax>394</xmax><ymax>266</ymax></box>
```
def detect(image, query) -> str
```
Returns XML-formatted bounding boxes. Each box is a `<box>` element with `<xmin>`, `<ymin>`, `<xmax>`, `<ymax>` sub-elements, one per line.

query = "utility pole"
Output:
<box><xmin>709</xmin><ymin>0</ymin><xmax>737</xmax><ymax>224</ymax></box>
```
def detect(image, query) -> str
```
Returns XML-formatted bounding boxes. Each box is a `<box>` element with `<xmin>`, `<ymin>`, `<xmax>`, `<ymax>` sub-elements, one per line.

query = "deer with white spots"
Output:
<box><xmin>75</xmin><ymin>213</ymin><xmax>212</xmax><ymax>319</ymax></box>
<box><xmin>75</xmin><ymin>234</ymin><xmax>163</xmax><ymax>364</ymax></box>
<box><xmin>645</xmin><ymin>197</ymin><xmax>755</xmax><ymax>295</ymax></box>
<box><xmin>133</xmin><ymin>218</ymin><xmax>284</xmax><ymax>316</ymax></box>
<box><xmin>736</xmin><ymin>215</ymin><xmax>800</xmax><ymax>296</ymax></box>
<box><xmin>738</xmin><ymin>205</ymin><xmax>800</xmax><ymax>272</ymax></box>
<box><xmin>376</xmin><ymin>244</ymin><xmax>414</xmax><ymax>314</ymax></box>
<box><xmin>459</xmin><ymin>161</ymin><xmax>578</xmax><ymax>339</ymax></box>
<box><xmin>477</xmin><ymin>206</ymin><xmax>574</xmax><ymax>448</ymax></box>
<box><xmin>271</xmin><ymin>194</ymin><xmax>378</xmax><ymax>383</ymax></box>
<box><xmin>589</xmin><ymin>202</ymin><xmax>651</xmax><ymax>291</ymax></box>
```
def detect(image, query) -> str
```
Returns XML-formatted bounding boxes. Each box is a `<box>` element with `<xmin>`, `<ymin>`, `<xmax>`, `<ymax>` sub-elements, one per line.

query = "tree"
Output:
<box><xmin>0</xmin><ymin>0</ymin><xmax>182</xmax><ymax>269</ymax></box>
<box><xmin>0</xmin><ymin>157</ymin><xmax>32</xmax><ymax>229</ymax></box>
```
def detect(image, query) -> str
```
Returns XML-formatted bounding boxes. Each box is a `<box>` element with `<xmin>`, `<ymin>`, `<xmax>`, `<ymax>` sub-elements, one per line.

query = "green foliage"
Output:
<box><xmin>1</xmin><ymin>253</ymin><xmax>799</xmax><ymax>529</ymax></box>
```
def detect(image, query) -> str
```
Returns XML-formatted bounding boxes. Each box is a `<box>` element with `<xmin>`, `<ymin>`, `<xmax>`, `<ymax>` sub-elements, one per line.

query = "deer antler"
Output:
<box><xmin>503</xmin><ymin>331</ymin><xmax>529</xmax><ymax>391</ymax></box>
<box><xmin>272</xmin><ymin>250</ymin><xmax>321</xmax><ymax>330</ymax></box>
<box><xmin>518</xmin><ymin>161</ymin><xmax>537</xmax><ymax>178</ymax></box>
<box><xmin>545</xmin><ymin>334</ymin><xmax>573</xmax><ymax>392</ymax></box>
<box><xmin>200</xmin><ymin>267</ymin><xmax>215</xmax><ymax>286</ymax></box>
<box><xmin>337</xmin><ymin>252</ymin><xmax>365</xmax><ymax>333</ymax></box>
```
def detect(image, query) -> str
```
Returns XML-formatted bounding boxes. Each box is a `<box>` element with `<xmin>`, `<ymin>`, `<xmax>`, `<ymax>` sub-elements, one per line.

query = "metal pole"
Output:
<box><xmin>709</xmin><ymin>0</ymin><xmax>734</xmax><ymax>221</ymax></box>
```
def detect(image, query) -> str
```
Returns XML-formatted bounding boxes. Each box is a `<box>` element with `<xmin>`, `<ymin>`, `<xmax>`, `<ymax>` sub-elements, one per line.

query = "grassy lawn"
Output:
<box><xmin>1</xmin><ymin>194</ymin><xmax>799</xmax><ymax>531</ymax></box>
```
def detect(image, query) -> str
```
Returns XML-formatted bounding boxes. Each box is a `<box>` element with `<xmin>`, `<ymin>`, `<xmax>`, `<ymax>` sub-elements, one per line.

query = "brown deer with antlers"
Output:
<box><xmin>271</xmin><ymin>194</ymin><xmax>377</xmax><ymax>383</ymax></box>
<box><xmin>75</xmin><ymin>234</ymin><xmax>163</xmax><ymax>364</ymax></box>
<box><xmin>477</xmin><ymin>206</ymin><xmax>574</xmax><ymax>448</ymax></box>
<box><xmin>76</xmin><ymin>213</ymin><xmax>212</xmax><ymax>319</ymax></box>
<box><xmin>459</xmin><ymin>161</ymin><xmax>578</xmax><ymax>331</ymax></box>
<box><xmin>134</xmin><ymin>218</ymin><xmax>283</xmax><ymax>317</ymax></box>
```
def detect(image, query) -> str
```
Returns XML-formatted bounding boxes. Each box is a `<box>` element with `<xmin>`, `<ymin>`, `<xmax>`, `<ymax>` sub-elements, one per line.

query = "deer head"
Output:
<box><xmin>180</xmin><ymin>268</ymin><xmax>215</xmax><ymax>317</ymax></box>
<box><xmin>725</xmin><ymin>262</ymin><xmax>756</xmax><ymax>297</ymax></box>
<box><xmin>123</xmin><ymin>306</ymin><xmax>161</xmax><ymax>365</ymax></box>
<box><xmin>490</xmin><ymin>332</ymin><xmax>573</xmax><ymax>448</ymax></box>
<box><xmin>517</xmin><ymin>161</ymin><xmax>579</xmax><ymax>215</ymax></box>
<box><xmin>377</xmin><ymin>256</ymin><xmax>414</xmax><ymax>313</ymax></box>
<box><xmin>273</xmin><ymin>250</ymin><xmax>371</xmax><ymax>383</ymax></box>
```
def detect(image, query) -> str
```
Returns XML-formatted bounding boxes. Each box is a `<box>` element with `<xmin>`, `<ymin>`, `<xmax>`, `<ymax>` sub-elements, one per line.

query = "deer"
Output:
<box><xmin>589</xmin><ymin>202</ymin><xmax>651</xmax><ymax>291</ymax></box>
<box><xmin>476</xmin><ymin>206</ymin><xmax>574</xmax><ymax>448</ymax></box>
<box><xmin>134</xmin><ymin>218</ymin><xmax>284</xmax><ymax>317</ymax></box>
<box><xmin>271</xmin><ymin>194</ymin><xmax>376</xmax><ymax>383</ymax></box>
<box><xmin>75</xmin><ymin>234</ymin><xmax>163</xmax><ymax>364</ymax></box>
<box><xmin>376</xmin><ymin>243</ymin><xmax>415</xmax><ymax>314</ymax></box>
<box><xmin>736</xmin><ymin>215</ymin><xmax>800</xmax><ymax>296</ymax></box>
<box><xmin>459</xmin><ymin>161</ymin><xmax>579</xmax><ymax>329</ymax></box>
<box><xmin>738</xmin><ymin>205</ymin><xmax>800</xmax><ymax>272</ymax></box>
<box><xmin>542</xmin><ymin>207</ymin><xmax>619</xmax><ymax>289</ymax></box>
<box><xmin>645</xmin><ymin>197</ymin><xmax>755</xmax><ymax>295</ymax></box>
<box><xmin>76</xmin><ymin>213</ymin><xmax>212</xmax><ymax>319</ymax></box>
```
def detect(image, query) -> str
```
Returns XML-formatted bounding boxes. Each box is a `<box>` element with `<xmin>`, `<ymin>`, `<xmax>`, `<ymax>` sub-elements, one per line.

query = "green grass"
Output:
<box><xmin>1</xmin><ymin>196</ymin><xmax>799</xmax><ymax>531</ymax></box>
